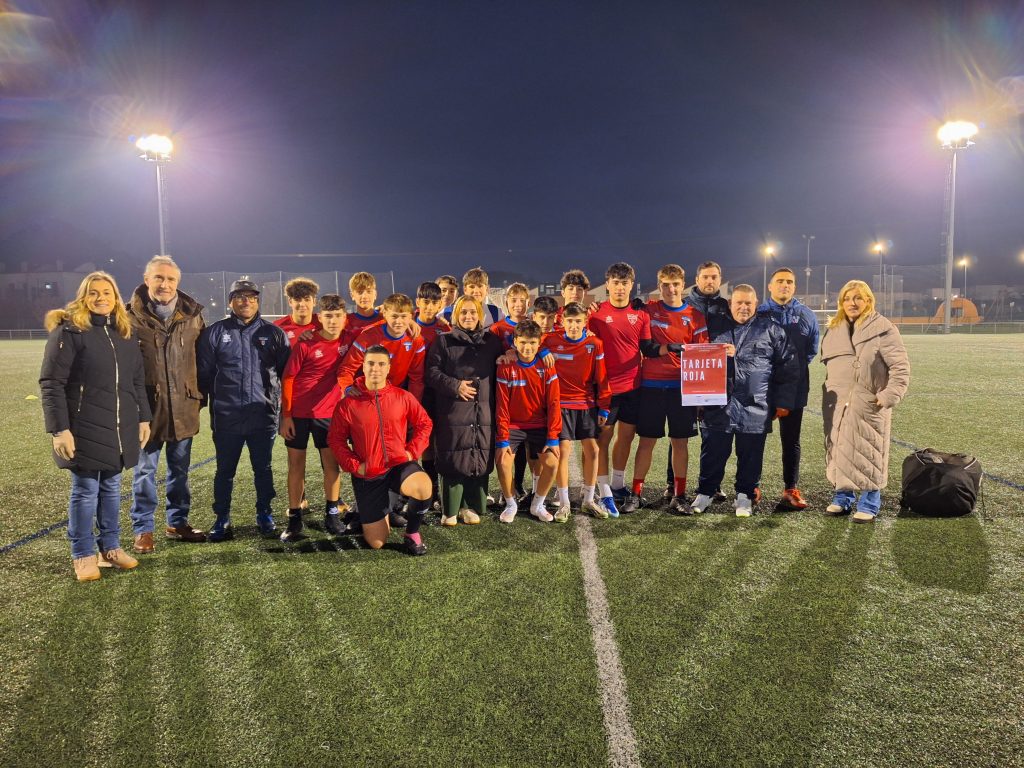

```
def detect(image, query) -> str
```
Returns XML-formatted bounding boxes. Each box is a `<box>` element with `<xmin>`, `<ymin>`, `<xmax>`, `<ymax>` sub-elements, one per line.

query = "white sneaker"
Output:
<box><xmin>583</xmin><ymin>499</ymin><xmax>609</xmax><ymax>519</ymax></box>
<box><xmin>499</xmin><ymin>506</ymin><xmax>517</xmax><ymax>524</ymax></box>
<box><xmin>734</xmin><ymin>493</ymin><xmax>753</xmax><ymax>518</ymax></box>
<box><xmin>553</xmin><ymin>503</ymin><xmax>571</xmax><ymax>523</ymax></box>
<box><xmin>690</xmin><ymin>493</ymin><xmax>713</xmax><ymax>514</ymax></box>
<box><xmin>530</xmin><ymin>505</ymin><xmax>554</xmax><ymax>523</ymax></box>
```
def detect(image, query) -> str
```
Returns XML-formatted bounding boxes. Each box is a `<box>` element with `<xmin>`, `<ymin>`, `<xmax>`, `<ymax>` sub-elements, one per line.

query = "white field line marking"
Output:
<box><xmin>574</xmin><ymin>515</ymin><xmax>642</xmax><ymax>768</ymax></box>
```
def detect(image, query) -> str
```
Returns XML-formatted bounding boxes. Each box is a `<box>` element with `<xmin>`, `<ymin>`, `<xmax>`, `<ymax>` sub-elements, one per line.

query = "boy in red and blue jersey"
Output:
<box><xmin>543</xmin><ymin>302</ymin><xmax>612</xmax><ymax>521</ymax></box>
<box><xmin>489</xmin><ymin>282</ymin><xmax>530</xmax><ymax>350</ymax></box>
<box><xmin>274</xmin><ymin>277</ymin><xmax>322</xmax><ymax>343</ymax></box>
<box><xmin>279</xmin><ymin>294</ymin><xmax>350</xmax><ymax>541</ymax></box>
<box><xmin>338</xmin><ymin>293</ymin><xmax>427</xmax><ymax>400</ymax></box>
<box><xmin>586</xmin><ymin>262</ymin><xmax>662</xmax><ymax>516</ymax></box>
<box><xmin>341</xmin><ymin>271</ymin><xmax>382</xmax><ymax>349</ymax></box>
<box><xmin>414</xmin><ymin>280</ymin><xmax>450</xmax><ymax>506</ymax></box>
<box><xmin>495</xmin><ymin>320</ymin><xmax>562</xmax><ymax>524</ymax></box>
<box><xmin>625</xmin><ymin>264</ymin><xmax>709</xmax><ymax>515</ymax></box>
<box><xmin>553</xmin><ymin>269</ymin><xmax>591</xmax><ymax>331</ymax></box>
<box><xmin>531</xmin><ymin>295</ymin><xmax>559</xmax><ymax>337</ymax></box>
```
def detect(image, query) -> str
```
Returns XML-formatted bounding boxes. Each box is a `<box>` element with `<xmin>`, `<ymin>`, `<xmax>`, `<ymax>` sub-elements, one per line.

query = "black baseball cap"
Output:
<box><xmin>229</xmin><ymin>279</ymin><xmax>260</xmax><ymax>298</ymax></box>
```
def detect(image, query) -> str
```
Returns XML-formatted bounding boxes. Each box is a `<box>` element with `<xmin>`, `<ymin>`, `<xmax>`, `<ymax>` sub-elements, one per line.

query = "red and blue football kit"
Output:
<box><xmin>414</xmin><ymin>314</ymin><xmax>450</xmax><ymax>351</ymax></box>
<box><xmin>274</xmin><ymin>313</ymin><xmax>321</xmax><ymax>344</ymax></box>
<box><xmin>586</xmin><ymin>301</ymin><xmax>653</xmax><ymax>394</ymax></box>
<box><xmin>640</xmin><ymin>300</ymin><xmax>709</xmax><ymax>388</ymax></box>
<box><xmin>542</xmin><ymin>333</ymin><xmax>612</xmax><ymax>416</ymax></box>
<box><xmin>337</xmin><ymin>324</ymin><xmax>427</xmax><ymax>400</ymax></box>
<box><xmin>281</xmin><ymin>333</ymin><xmax>348</xmax><ymax>418</ymax></box>
<box><xmin>495</xmin><ymin>358</ymin><xmax>562</xmax><ymax>448</ymax></box>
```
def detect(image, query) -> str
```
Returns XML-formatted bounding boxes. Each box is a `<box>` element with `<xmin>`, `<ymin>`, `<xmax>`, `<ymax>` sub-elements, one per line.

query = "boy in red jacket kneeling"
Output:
<box><xmin>328</xmin><ymin>345</ymin><xmax>433</xmax><ymax>555</ymax></box>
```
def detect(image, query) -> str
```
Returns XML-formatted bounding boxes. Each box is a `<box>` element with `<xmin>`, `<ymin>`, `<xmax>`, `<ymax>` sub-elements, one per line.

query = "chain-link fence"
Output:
<box><xmin>179</xmin><ymin>270</ymin><xmax>395</xmax><ymax>321</ymax></box>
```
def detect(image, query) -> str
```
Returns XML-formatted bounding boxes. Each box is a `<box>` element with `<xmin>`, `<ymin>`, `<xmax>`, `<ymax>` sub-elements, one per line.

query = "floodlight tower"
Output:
<box><xmin>872</xmin><ymin>242</ymin><xmax>886</xmax><ymax>315</ymax></box>
<box><xmin>136</xmin><ymin>134</ymin><xmax>173</xmax><ymax>255</ymax></box>
<box><xmin>802</xmin><ymin>234</ymin><xmax>814</xmax><ymax>295</ymax></box>
<box><xmin>763</xmin><ymin>244</ymin><xmax>776</xmax><ymax>299</ymax></box>
<box><xmin>938</xmin><ymin>121</ymin><xmax>977</xmax><ymax>334</ymax></box>
<box><xmin>959</xmin><ymin>256</ymin><xmax>969</xmax><ymax>303</ymax></box>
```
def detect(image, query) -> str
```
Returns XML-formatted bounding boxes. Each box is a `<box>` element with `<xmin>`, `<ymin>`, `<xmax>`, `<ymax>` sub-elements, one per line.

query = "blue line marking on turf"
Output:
<box><xmin>0</xmin><ymin>456</ymin><xmax>217</xmax><ymax>556</ymax></box>
<box><xmin>806</xmin><ymin>408</ymin><xmax>1024</xmax><ymax>493</ymax></box>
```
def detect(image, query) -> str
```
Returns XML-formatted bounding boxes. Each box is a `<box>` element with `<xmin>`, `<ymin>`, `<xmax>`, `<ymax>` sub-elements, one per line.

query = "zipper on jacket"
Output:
<box><xmin>373</xmin><ymin>390</ymin><xmax>388</xmax><ymax>466</ymax></box>
<box><xmin>77</xmin><ymin>383</ymin><xmax>85</xmax><ymax>414</ymax></box>
<box><xmin>103</xmin><ymin>325</ymin><xmax>124</xmax><ymax>455</ymax></box>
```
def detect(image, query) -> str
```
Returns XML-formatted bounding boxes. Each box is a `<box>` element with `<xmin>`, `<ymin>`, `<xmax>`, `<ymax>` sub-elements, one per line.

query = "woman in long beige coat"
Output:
<box><xmin>820</xmin><ymin>280</ymin><xmax>910</xmax><ymax>522</ymax></box>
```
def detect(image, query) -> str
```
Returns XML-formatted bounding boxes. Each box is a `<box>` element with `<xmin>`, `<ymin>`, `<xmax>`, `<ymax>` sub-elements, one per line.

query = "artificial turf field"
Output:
<box><xmin>1</xmin><ymin>335</ymin><xmax>1022</xmax><ymax>768</ymax></box>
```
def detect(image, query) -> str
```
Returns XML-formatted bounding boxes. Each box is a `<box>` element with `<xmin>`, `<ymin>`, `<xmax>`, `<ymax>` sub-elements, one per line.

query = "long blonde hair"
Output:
<box><xmin>44</xmin><ymin>271</ymin><xmax>132</xmax><ymax>339</ymax></box>
<box><xmin>828</xmin><ymin>280</ymin><xmax>876</xmax><ymax>329</ymax></box>
<box><xmin>452</xmin><ymin>295</ymin><xmax>484</xmax><ymax>331</ymax></box>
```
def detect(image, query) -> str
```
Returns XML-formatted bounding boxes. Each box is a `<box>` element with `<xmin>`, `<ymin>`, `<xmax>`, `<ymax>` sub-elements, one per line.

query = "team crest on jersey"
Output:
<box><xmin>403</xmin><ymin>341</ymin><xmax>412</xmax><ymax>351</ymax></box>
<box><xmin>287</xmin><ymin>330</ymin><xmax>296</xmax><ymax>338</ymax></box>
<box><xmin>314</xmin><ymin>349</ymin><xmax>324</xmax><ymax>359</ymax></box>
<box><xmin>604</xmin><ymin>315</ymin><xmax>614</xmax><ymax>323</ymax></box>
<box><xmin>585</xmin><ymin>344</ymin><xmax>594</xmax><ymax>354</ymax></box>
<box><xmin>627</xmin><ymin>313</ymin><xmax>639</xmax><ymax>325</ymax></box>
<box><xmin>257</xmin><ymin>337</ymin><xmax>267</xmax><ymax>346</ymax></box>
<box><xmin>221</xmin><ymin>333</ymin><xmax>232</xmax><ymax>343</ymax></box>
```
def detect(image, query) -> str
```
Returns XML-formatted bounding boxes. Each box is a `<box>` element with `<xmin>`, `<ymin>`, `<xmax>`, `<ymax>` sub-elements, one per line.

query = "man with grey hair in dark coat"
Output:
<box><xmin>127</xmin><ymin>255</ymin><xmax>208</xmax><ymax>553</ymax></box>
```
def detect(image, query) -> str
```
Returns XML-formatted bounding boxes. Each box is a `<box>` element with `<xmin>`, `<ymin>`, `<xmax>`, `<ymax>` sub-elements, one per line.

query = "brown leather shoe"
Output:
<box><xmin>165</xmin><ymin>523</ymin><xmax>207</xmax><ymax>543</ymax></box>
<box><xmin>134</xmin><ymin>532</ymin><xmax>155</xmax><ymax>554</ymax></box>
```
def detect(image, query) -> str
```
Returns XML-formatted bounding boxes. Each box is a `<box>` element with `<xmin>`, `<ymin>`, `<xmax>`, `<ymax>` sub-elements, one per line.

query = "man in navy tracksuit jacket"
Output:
<box><xmin>690</xmin><ymin>284</ymin><xmax>799</xmax><ymax>517</ymax></box>
<box><xmin>197</xmin><ymin>280</ymin><xmax>290</xmax><ymax>540</ymax></box>
<box><xmin>758</xmin><ymin>268</ymin><xmax>820</xmax><ymax>511</ymax></box>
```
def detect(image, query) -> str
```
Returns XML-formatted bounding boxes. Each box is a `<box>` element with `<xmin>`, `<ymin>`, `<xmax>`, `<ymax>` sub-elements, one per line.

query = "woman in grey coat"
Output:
<box><xmin>820</xmin><ymin>280</ymin><xmax>910</xmax><ymax>522</ymax></box>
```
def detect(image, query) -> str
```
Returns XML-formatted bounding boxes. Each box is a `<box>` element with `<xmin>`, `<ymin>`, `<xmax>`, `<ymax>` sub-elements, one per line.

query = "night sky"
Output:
<box><xmin>2</xmin><ymin>0</ymin><xmax>1023</xmax><ymax>293</ymax></box>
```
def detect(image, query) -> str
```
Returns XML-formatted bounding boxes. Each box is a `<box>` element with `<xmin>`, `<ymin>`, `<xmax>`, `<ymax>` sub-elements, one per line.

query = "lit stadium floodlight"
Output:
<box><xmin>959</xmin><ymin>256</ymin><xmax>969</xmax><ymax>302</ymax></box>
<box><xmin>937</xmin><ymin>121</ymin><xmax>978</xmax><ymax>149</ymax></box>
<box><xmin>762</xmin><ymin>244</ymin><xmax>776</xmax><ymax>299</ymax></box>
<box><xmin>938</xmin><ymin>121</ymin><xmax>977</xmax><ymax>333</ymax></box>
<box><xmin>136</xmin><ymin>134</ymin><xmax>173</xmax><ymax>160</ymax></box>
<box><xmin>135</xmin><ymin>133</ymin><xmax>173</xmax><ymax>255</ymax></box>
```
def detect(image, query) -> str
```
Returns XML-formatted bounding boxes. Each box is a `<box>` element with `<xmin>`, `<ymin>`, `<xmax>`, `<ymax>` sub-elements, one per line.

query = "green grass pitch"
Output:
<box><xmin>1</xmin><ymin>336</ymin><xmax>1022</xmax><ymax>767</ymax></box>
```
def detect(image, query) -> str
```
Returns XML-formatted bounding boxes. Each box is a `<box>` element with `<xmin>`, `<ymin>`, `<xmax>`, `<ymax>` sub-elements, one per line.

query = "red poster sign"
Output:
<box><xmin>679</xmin><ymin>344</ymin><xmax>728</xmax><ymax>406</ymax></box>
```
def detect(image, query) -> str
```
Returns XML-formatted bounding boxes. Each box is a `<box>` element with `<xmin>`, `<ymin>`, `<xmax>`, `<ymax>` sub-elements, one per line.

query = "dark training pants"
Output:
<box><xmin>696</xmin><ymin>429</ymin><xmax>768</xmax><ymax>499</ymax></box>
<box><xmin>777</xmin><ymin>407</ymin><xmax>804</xmax><ymax>489</ymax></box>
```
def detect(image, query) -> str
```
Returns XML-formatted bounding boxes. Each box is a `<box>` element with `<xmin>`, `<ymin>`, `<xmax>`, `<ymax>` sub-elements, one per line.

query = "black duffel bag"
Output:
<box><xmin>900</xmin><ymin>449</ymin><xmax>983</xmax><ymax>517</ymax></box>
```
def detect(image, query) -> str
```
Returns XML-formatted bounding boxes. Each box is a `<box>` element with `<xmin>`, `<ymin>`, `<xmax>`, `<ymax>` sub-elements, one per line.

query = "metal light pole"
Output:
<box><xmin>959</xmin><ymin>257</ymin><xmax>969</xmax><ymax>303</ymax></box>
<box><xmin>136</xmin><ymin>134</ymin><xmax>173</xmax><ymax>255</ymax></box>
<box><xmin>872</xmin><ymin>242</ymin><xmax>885</xmax><ymax>315</ymax></box>
<box><xmin>763</xmin><ymin>244</ymin><xmax>775</xmax><ymax>299</ymax></box>
<box><xmin>802</xmin><ymin>234</ymin><xmax>814</xmax><ymax>297</ymax></box>
<box><xmin>939</xmin><ymin>121</ymin><xmax>977</xmax><ymax>334</ymax></box>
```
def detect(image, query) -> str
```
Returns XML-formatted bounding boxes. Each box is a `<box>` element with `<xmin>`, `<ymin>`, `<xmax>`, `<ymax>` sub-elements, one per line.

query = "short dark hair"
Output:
<box><xmin>605</xmin><ymin>262</ymin><xmax>635</xmax><ymax>281</ymax></box>
<box><xmin>696</xmin><ymin>261</ymin><xmax>721</xmax><ymax>276</ymax></box>
<box><xmin>560</xmin><ymin>269</ymin><xmax>590</xmax><ymax>290</ymax></box>
<box><xmin>364</xmin><ymin>344</ymin><xmax>391</xmax><ymax>359</ymax></box>
<box><xmin>532</xmin><ymin>296</ymin><xmax>558</xmax><ymax>315</ymax></box>
<box><xmin>513</xmin><ymin>319</ymin><xmax>543</xmax><ymax>340</ymax></box>
<box><xmin>417</xmin><ymin>281</ymin><xmax>442</xmax><ymax>301</ymax></box>
<box><xmin>770</xmin><ymin>267</ymin><xmax>796</xmax><ymax>280</ymax></box>
<box><xmin>562</xmin><ymin>302</ymin><xmax>587</xmax><ymax>318</ymax></box>
<box><xmin>318</xmin><ymin>294</ymin><xmax>345</xmax><ymax>312</ymax></box>
<box><xmin>435</xmin><ymin>274</ymin><xmax>458</xmax><ymax>288</ymax></box>
<box><xmin>284</xmin><ymin>277</ymin><xmax>319</xmax><ymax>300</ymax></box>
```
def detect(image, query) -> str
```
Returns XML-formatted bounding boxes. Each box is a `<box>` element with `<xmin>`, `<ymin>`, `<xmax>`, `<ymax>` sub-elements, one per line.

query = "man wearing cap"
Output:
<box><xmin>197</xmin><ymin>279</ymin><xmax>290</xmax><ymax>540</ymax></box>
<box><xmin>127</xmin><ymin>255</ymin><xmax>208</xmax><ymax>552</ymax></box>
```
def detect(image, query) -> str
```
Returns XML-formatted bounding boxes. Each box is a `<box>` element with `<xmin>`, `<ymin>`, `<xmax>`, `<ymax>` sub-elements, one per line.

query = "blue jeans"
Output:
<box><xmin>833</xmin><ymin>489</ymin><xmax>881</xmax><ymax>516</ymax></box>
<box><xmin>68</xmin><ymin>468</ymin><xmax>122</xmax><ymax>559</ymax></box>
<box><xmin>212</xmin><ymin>430</ymin><xmax>277</xmax><ymax>519</ymax></box>
<box><xmin>130</xmin><ymin>438</ymin><xmax>193</xmax><ymax>533</ymax></box>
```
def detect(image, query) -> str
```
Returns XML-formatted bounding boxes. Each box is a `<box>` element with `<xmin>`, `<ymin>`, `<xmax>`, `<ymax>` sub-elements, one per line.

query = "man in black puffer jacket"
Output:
<box><xmin>689</xmin><ymin>284</ymin><xmax>799</xmax><ymax>518</ymax></box>
<box><xmin>197</xmin><ymin>280</ymin><xmax>289</xmax><ymax>541</ymax></box>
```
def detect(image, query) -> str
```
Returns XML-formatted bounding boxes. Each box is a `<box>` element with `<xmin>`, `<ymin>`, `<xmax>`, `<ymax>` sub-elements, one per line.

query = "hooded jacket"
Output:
<box><xmin>328</xmin><ymin>380</ymin><xmax>432</xmax><ymax>479</ymax></box>
<box><xmin>686</xmin><ymin>285</ymin><xmax>732</xmax><ymax>337</ymax></box>
<box><xmin>425</xmin><ymin>325</ymin><xmax>505</xmax><ymax>478</ymax></box>
<box><xmin>758</xmin><ymin>296</ymin><xmax>819</xmax><ymax>409</ymax></box>
<box><xmin>128</xmin><ymin>285</ymin><xmax>205</xmax><ymax>442</ymax></box>
<box><xmin>39</xmin><ymin>313</ymin><xmax>151</xmax><ymax>471</ymax></box>
<box><xmin>820</xmin><ymin>311</ymin><xmax>910</xmax><ymax>490</ymax></box>
<box><xmin>700</xmin><ymin>312</ymin><xmax>800</xmax><ymax>434</ymax></box>
<box><xmin>197</xmin><ymin>312</ymin><xmax>290</xmax><ymax>434</ymax></box>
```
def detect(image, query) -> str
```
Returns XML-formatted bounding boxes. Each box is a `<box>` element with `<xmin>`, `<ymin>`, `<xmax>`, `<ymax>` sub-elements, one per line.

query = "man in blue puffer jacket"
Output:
<box><xmin>758</xmin><ymin>267</ymin><xmax>820</xmax><ymax>511</ymax></box>
<box><xmin>690</xmin><ymin>284</ymin><xmax>800</xmax><ymax>517</ymax></box>
<box><xmin>198</xmin><ymin>280</ymin><xmax>290</xmax><ymax>540</ymax></box>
